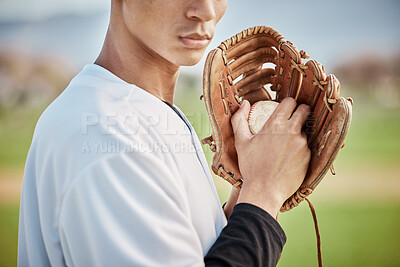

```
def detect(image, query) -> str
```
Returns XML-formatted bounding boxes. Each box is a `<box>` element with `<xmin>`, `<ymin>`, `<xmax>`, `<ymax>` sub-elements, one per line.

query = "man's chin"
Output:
<box><xmin>178</xmin><ymin>53</ymin><xmax>205</xmax><ymax>67</ymax></box>
<box><xmin>181</xmin><ymin>61</ymin><xmax>201</xmax><ymax>67</ymax></box>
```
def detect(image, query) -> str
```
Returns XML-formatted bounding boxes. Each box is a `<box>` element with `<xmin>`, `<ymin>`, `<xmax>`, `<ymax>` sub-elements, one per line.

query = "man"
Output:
<box><xmin>18</xmin><ymin>0</ymin><xmax>310</xmax><ymax>266</ymax></box>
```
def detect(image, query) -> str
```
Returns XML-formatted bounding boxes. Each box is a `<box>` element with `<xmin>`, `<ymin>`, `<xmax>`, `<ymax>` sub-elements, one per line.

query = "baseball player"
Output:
<box><xmin>18</xmin><ymin>1</ymin><xmax>311</xmax><ymax>266</ymax></box>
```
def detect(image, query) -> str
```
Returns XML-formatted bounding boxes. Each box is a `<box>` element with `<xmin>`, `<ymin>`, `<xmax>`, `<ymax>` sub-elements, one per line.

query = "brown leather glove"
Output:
<box><xmin>201</xmin><ymin>25</ymin><xmax>353</xmax><ymax>212</ymax></box>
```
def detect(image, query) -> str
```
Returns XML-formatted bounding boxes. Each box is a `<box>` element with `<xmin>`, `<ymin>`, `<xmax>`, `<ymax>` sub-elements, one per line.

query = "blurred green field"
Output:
<box><xmin>278</xmin><ymin>202</ymin><xmax>400</xmax><ymax>267</ymax></box>
<box><xmin>0</xmin><ymin>107</ymin><xmax>43</xmax><ymax>170</ymax></box>
<box><xmin>0</xmin><ymin>85</ymin><xmax>399</xmax><ymax>266</ymax></box>
<box><xmin>0</xmin><ymin>204</ymin><xmax>18</xmax><ymax>267</ymax></box>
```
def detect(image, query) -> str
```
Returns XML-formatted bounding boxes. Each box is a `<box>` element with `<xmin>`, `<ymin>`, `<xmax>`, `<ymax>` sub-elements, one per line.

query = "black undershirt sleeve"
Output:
<box><xmin>204</xmin><ymin>203</ymin><xmax>286</xmax><ymax>267</ymax></box>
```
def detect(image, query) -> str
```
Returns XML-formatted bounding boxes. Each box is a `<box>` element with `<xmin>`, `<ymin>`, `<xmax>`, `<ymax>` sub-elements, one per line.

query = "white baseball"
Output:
<box><xmin>248</xmin><ymin>101</ymin><xmax>279</xmax><ymax>135</ymax></box>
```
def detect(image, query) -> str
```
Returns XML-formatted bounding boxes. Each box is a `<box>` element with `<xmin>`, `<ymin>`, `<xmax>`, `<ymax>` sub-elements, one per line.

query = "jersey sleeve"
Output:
<box><xmin>58</xmin><ymin>151</ymin><xmax>205</xmax><ymax>267</ymax></box>
<box><xmin>205</xmin><ymin>203</ymin><xmax>286</xmax><ymax>266</ymax></box>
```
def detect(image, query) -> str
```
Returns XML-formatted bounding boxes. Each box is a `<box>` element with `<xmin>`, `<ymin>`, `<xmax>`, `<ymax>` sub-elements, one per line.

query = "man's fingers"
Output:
<box><xmin>231</xmin><ymin>100</ymin><xmax>252</xmax><ymax>142</ymax></box>
<box><xmin>271</xmin><ymin>97</ymin><xmax>297</xmax><ymax>121</ymax></box>
<box><xmin>290</xmin><ymin>104</ymin><xmax>311</xmax><ymax>132</ymax></box>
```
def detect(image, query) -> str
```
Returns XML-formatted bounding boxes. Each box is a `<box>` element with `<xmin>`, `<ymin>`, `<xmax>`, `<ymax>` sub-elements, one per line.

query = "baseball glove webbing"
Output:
<box><xmin>201</xmin><ymin>25</ymin><xmax>353</xmax><ymax>267</ymax></box>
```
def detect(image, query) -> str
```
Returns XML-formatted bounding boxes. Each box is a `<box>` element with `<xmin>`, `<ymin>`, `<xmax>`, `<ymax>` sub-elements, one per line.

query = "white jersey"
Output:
<box><xmin>18</xmin><ymin>64</ymin><xmax>227</xmax><ymax>267</ymax></box>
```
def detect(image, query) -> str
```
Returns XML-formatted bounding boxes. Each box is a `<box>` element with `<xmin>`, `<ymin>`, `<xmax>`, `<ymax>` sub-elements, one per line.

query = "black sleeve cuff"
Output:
<box><xmin>232</xmin><ymin>203</ymin><xmax>286</xmax><ymax>247</ymax></box>
<box><xmin>205</xmin><ymin>203</ymin><xmax>286</xmax><ymax>267</ymax></box>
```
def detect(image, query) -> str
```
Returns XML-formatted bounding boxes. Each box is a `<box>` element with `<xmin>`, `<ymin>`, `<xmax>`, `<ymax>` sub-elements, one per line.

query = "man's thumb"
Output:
<box><xmin>231</xmin><ymin>100</ymin><xmax>252</xmax><ymax>141</ymax></box>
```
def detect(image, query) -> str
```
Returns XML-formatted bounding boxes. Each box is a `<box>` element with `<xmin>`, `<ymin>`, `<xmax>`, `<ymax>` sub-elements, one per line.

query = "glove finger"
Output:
<box><xmin>236</xmin><ymin>68</ymin><xmax>275</xmax><ymax>97</ymax></box>
<box><xmin>242</xmin><ymin>88</ymin><xmax>272</xmax><ymax>105</ymax></box>
<box><xmin>290</xmin><ymin>104</ymin><xmax>311</xmax><ymax>133</ymax></box>
<box><xmin>231</xmin><ymin>100</ymin><xmax>252</xmax><ymax>143</ymax></box>
<box><xmin>230</xmin><ymin>47</ymin><xmax>276</xmax><ymax>79</ymax></box>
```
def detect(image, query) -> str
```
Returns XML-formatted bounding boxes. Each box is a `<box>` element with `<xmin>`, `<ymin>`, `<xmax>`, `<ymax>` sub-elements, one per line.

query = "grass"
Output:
<box><xmin>0</xmin><ymin>107</ymin><xmax>44</xmax><ymax>170</ymax></box>
<box><xmin>277</xmin><ymin>201</ymin><xmax>400</xmax><ymax>267</ymax></box>
<box><xmin>0</xmin><ymin>204</ymin><xmax>19</xmax><ymax>267</ymax></box>
<box><xmin>339</xmin><ymin>102</ymin><xmax>400</xmax><ymax>166</ymax></box>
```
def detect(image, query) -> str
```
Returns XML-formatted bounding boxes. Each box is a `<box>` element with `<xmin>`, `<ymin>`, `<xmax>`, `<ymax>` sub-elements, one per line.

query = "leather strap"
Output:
<box><xmin>305</xmin><ymin>198</ymin><xmax>323</xmax><ymax>267</ymax></box>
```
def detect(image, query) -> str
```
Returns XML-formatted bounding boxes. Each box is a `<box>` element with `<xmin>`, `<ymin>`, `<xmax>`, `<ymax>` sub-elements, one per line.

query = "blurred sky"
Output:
<box><xmin>0</xmin><ymin>0</ymin><xmax>399</xmax><ymax>75</ymax></box>
<box><xmin>0</xmin><ymin>0</ymin><xmax>109</xmax><ymax>21</ymax></box>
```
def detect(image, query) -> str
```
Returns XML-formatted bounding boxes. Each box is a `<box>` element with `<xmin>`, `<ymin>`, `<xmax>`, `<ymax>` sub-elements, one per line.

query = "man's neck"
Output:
<box><xmin>94</xmin><ymin>24</ymin><xmax>179</xmax><ymax>105</ymax></box>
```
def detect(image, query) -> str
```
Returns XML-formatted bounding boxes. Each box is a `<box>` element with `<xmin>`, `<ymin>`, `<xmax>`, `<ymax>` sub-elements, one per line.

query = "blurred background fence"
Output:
<box><xmin>0</xmin><ymin>0</ymin><xmax>399</xmax><ymax>266</ymax></box>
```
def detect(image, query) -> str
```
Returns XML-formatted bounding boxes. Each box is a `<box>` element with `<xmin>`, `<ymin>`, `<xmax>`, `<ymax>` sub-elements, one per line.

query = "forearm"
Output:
<box><xmin>223</xmin><ymin>187</ymin><xmax>240</xmax><ymax>219</ymax></box>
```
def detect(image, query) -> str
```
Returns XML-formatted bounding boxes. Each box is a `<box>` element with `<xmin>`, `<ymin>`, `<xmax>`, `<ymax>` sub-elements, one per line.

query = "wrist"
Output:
<box><xmin>237</xmin><ymin>183</ymin><xmax>283</xmax><ymax>219</ymax></box>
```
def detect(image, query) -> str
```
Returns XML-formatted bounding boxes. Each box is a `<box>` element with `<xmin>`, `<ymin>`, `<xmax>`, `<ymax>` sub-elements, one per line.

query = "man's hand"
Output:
<box><xmin>231</xmin><ymin>97</ymin><xmax>311</xmax><ymax>218</ymax></box>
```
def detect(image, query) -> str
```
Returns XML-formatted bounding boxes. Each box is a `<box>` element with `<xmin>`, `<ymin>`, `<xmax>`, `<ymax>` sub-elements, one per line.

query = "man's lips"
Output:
<box><xmin>180</xmin><ymin>33</ymin><xmax>211</xmax><ymax>49</ymax></box>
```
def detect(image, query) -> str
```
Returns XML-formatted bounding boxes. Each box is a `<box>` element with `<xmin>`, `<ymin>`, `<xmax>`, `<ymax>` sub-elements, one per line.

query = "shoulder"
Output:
<box><xmin>34</xmin><ymin>64</ymin><xmax>187</xmax><ymax>144</ymax></box>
